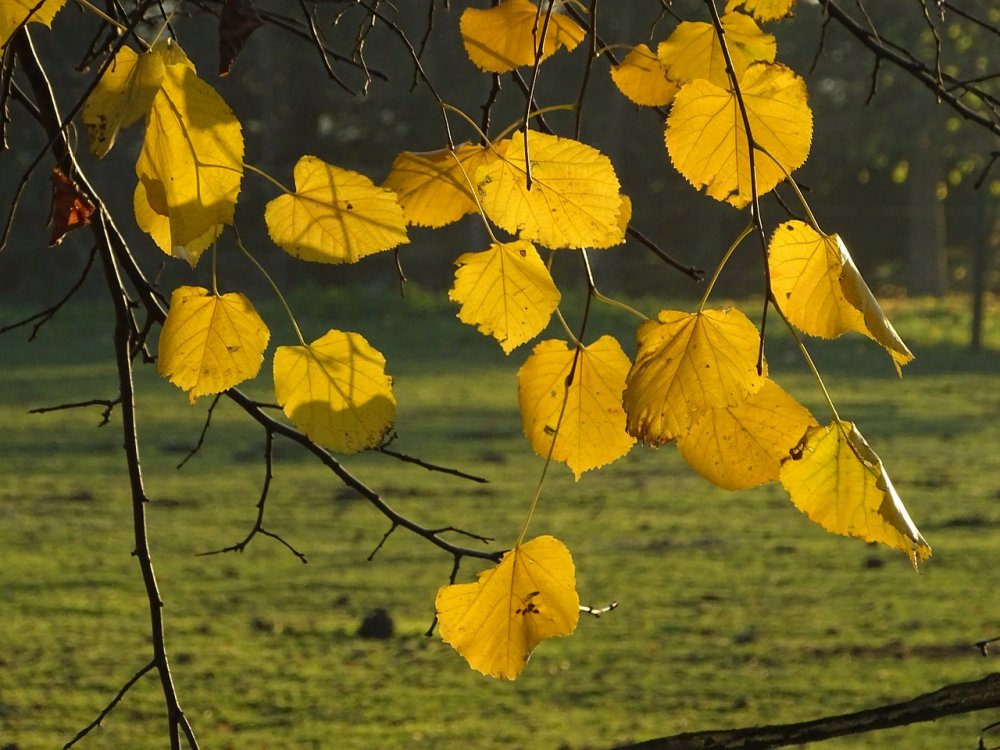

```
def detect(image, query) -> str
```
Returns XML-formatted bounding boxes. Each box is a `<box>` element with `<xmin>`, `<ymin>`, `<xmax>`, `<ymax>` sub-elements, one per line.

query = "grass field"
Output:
<box><xmin>1</xmin><ymin>288</ymin><xmax>998</xmax><ymax>750</ymax></box>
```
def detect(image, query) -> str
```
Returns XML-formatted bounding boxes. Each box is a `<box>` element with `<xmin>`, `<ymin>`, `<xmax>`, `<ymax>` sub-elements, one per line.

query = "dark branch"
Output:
<box><xmin>612</xmin><ymin>672</ymin><xmax>1000</xmax><ymax>750</ymax></box>
<box><xmin>63</xmin><ymin>660</ymin><xmax>156</xmax><ymax>749</ymax></box>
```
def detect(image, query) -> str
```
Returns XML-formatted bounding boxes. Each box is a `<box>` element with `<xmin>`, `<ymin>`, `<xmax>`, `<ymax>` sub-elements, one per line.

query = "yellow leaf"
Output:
<box><xmin>449</xmin><ymin>239</ymin><xmax>560</xmax><ymax>354</ymax></box>
<box><xmin>0</xmin><ymin>0</ymin><xmax>64</xmax><ymax>51</ymax></box>
<box><xmin>477</xmin><ymin>130</ymin><xmax>624</xmax><ymax>250</ymax></box>
<box><xmin>657</xmin><ymin>12</ymin><xmax>776</xmax><ymax>89</ymax></box>
<box><xmin>265</xmin><ymin>155</ymin><xmax>409</xmax><ymax>264</ymax></box>
<box><xmin>83</xmin><ymin>46</ymin><xmax>165</xmax><ymax>158</ymax></box>
<box><xmin>382</xmin><ymin>143</ymin><xmax>496</xmax><ymax>228</ymax></box>
<box><xmin>624</xmin><ymin>308</ymin><xmax>765</xmax><ymax>444</ymax></box>
<box><xmin>665</xmin><ymin>62</ymin><xmax>812</xmax><ymax>208</ymax></box>
<box><xmin>610</xmin><ymin>44</ymin><xmax>679</xmax><ymax>107</ymax></box>
<box><xmin>136</xmin><ymin>41</ymin><xmax>244</xmax><ymax>251</ymax></box>
<box><xmin>459</xmin><ymin>0</ymin><xmax>584</xmax><ymax>74</ymax></box>
<box><xmin>157</xmin><ymin>286</ymin><xmax>269</xmax><ymax>405</ymax></box>
<box><xmin>436</xmin><ymin>535</ymin><xmax>579</xmax><ymax>680</ymax></box>
<box><xmin>725</xmin><ymin>0</ymin><xmax>796</xmax><ymax>22</ymax></box>
<box><xmin>769</xmin><ymin>221</ymin><xmax>913</xmax><ymax>372</ymax></box>
<box><xmin>273</xmin><ymin>330</ymin><xmax>395</xmax><ymax>454</ymax></box>
<box><xmin>780</xmin><ymin>421</ymin><xmax>931</xmax><ymax>566</ymax></box>
<box><xmin>518</xmin><ymin>336</ymin><xmax>636</xmax><ymax>479</ymax></box>
<box><xmin>134</xmin><ymin>181</ymin><xmax>221</xmax><ymax>267</ymax></box>
<box><xmin>677</xmin><ymin>378</ymin><xmax>816</xmax><ymax>490</ymax></box>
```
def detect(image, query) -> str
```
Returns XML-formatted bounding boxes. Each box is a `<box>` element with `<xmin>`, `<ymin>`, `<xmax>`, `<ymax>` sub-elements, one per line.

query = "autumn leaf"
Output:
<box><xmin>218</xmin><ymin>0</ymin><xmax>263</xmax><ymax>76</ymax></box>
<box><xmin>657</xmin><ymin>12</ymin><xmax>776</xmax><ymax>89</ymax></box>
<box><xmin>677</xmin><ymin>378</ymin><xmax>816</xmax><ymax>490</ymax></box>
<box><xmin>134</xmin><ymin>181</ymin><xmax>222</xmax><ymax>267</ymax></box>
<box><xmin>780</xmin><ymin>421</ymin><xmax>931</xmax><ymax>566</ymax></box>
<box><xmin>610</xmin><ymin>44</ymin><xmax>678</xmax><ymax>107</ymax></box>
<box><xmin>459</xmin><ymin>0</ymin><xmax>584</xmax><ymax>74</ymax></box>
<box><xmin>436</xmin><ymin>535</ymin><xmax>579</xmax><ymax>680</ymax></box>
<box><xmin>265</xmin><ymin>155</ymin><xmax>409</xmax><ymax>264</ymax></box>
<box><xmin>725</xmin><ymin>0</ymin><xmax>796</xmax><ymax>22</ymax></box>
<box><xmin>0</xmin><ymin>0</ymin><xmax>65</xmax><ymax>51</ymax></box>
<box><xmin>157</xmin><ymin>286</ymin><xmax>270</xmax><ymax>404</ymax></box>
<box><xmin>382</xmin><ymin>143</ymin><xmax>497</xmax><ymax>228</ymax></box>
<box><xmin>665</xmin><ymin>62</ymin><xmax>812</xmax><ymax>208</ymax></box>
<box><xmin>136</xmin><ymin>41</ymin><xmax>244</xmax><ymax>252</ymax></box>
<box><xmin>449</xmin><ymin>239</ymin><xmax>560</xmax><ymax>354</ymax></box>
<box><xmin>83</xmin><ymin>45</ymin><xmax>165</xmax><ymax>158</ymax></box>
<box><xmin>477</xmin><ymin>130</ymin><xmax>624</xmax><ymax>250</ymax></box>
<box><xmin>623</xmin><ymin>308</ymin><xmax>765</xmax><ymax>444</ymax></box>
<box><xmin>518</xmin><ymin>336</ymin><xmax>635</xmax><ymax>478</ymax></box>
<box><xmin>49</xmin><ymin>168</ymin><xmax>95</xmax><ymax>246</ymax></box>
<box><xmin>273</xmin><ymin>330</ymin><xmax>395</xmax><ymax>454</ymax></box>
<box><xmin>769</xmin><ymin>220</ymin><xmax>913</xmax><ymax>372</ymax></box>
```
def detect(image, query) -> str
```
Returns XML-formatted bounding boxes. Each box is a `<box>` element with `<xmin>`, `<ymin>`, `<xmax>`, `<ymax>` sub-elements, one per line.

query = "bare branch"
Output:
<box><xmin>63</xmin><ymin>660</ymin><xmax>156</xmax><ymax>749</ymax></box>
<box><xmin>611</xmin><ymin>672</ymin><xmax>1000</xmax><ymax>750</ymax></box>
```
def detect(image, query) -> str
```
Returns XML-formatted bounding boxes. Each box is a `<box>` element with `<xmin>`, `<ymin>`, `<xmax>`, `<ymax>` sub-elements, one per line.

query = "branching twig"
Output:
<box><xmin>176</xmin><ymin>394</ymin><xmax>222</xmax><ymax>469</ymax></box>
<box><xmin>377</xmin><ymin>444</ymin><xmax>490</xmax><ymax>483</ymax></box>
<box><xmin>29</xmin><ymin>396</ymin><xmax>119</xmax><ymax>425</ymax></box>
<box><xmin>0</xmin><ymin>244</ymin><xmax>97</xmax><ymax>339</ymax></box>
<box><xmin>63</xmin><ymin>660</ymin><xmax>156</xmax><ymax>749</ymax></box>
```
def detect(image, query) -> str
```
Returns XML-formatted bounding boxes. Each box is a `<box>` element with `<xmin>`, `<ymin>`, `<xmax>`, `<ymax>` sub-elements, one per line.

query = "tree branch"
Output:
<box><xmin>612</xmin><ymin>672</ymin><xmax>1000</xmax><ymax>750</ymax></box>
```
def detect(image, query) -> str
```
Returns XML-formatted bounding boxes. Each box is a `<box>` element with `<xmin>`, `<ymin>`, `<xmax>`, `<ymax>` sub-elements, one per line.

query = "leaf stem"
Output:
<box><xmin>448</xmin><ymin>150</ymin><xmax>498</xmax><ymax>244</ymax></box>
<box><xmin>554</xmin><ymin>308</ymin><xmax>583</xmax><ymax>348</ymax></box>
<box><xmin>759</xmin><ymin>144</ymin><xmax>823</xmax><ymax>233</ymax></box>
<box><xmin>73</xmin><ymin>0</ymin><xmax>134</xmax><ymax>38</ymax></box>
<box><xmin>698</xmin><ymin>223</ymin><xmax>753</xmax><ymax>312</ymax></box>
<box><xmin>772</xmin><ymin>300</ymin><xmax>842</xmax><ymax>423</ymax></box>
<box><xmin>233</xmin><ymin>230</ymin><xmax>306</xmax><ymax>347</ymax></box>
<box><xmin>243</xmin><ymin>162</ymin><xmax>292</xmax><ymax>195</ymax></box>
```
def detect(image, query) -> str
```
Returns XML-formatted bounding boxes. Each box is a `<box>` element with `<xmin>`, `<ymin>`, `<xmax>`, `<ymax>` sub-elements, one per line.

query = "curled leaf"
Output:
<box><xmin>610</xmin><ymin>44</ymin><xmax>678</xmax><ymax>107</ymax></box>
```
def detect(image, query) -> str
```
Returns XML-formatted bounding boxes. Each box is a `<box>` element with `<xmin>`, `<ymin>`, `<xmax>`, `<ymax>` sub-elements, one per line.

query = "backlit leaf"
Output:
<box><xmin>610</xmin><ymin>44</ymin><xmax>678</xmax><ymax>107</ymax></box>
<box><xmin>769</xmin><ymin>220</ymin><xmax>913</xmax><ymax>372</ymax></box>
<box><xmin>518</xmin><ymin>336</ymin><xmax>635</xmax><ymax>479</ymax></box>
<box><xmin>780</xmin><ymin>421</ymin><xmax>931</xmax><ymax>566</ymax></box>
<box><xmin>665</xmin><ymin>62</ymin><xmax>812</xmax><ymax>208</ymax></box>
<box><xmin>0</xmin><ymin>0</ymin><xmax>65</xmax><ymax>51</ymax></box>
<box><xmin>477</xmin><ymin>130</ymin><xmax>624</xmax><ymax>249</ymax></box>
<box><xmin>136</xmin><ymin>41</ymin><xmax>244</xmax><ymax>252</ymax></box>
<box><xmin>459</xmin><ymin>0</ymin><xmax>584</xmax><ymax>74</ymax></box>
<box><xmin>725</xmin><ymin>0</ymin><xmax>795</xmax><ymax>22</ymax></box>
<box><xmin>624</xmin><ymin>308</ymin><xmax>765</xmax><ymax>444</ymax></box>
<box><xmin>657</xmin><ymin>12</ymin><xmax>776</xmax><ymax>89</ymax></box>
<box><xmin>157</xmin><ymin>286</ymin><xmax>269</xmax><ymax>404</ymax></box>
<box><xmin>265</xmin><ymin>155</ymin><xmax>409</xmax><ymax>264</ymax></box>
<box><xmin>83</xmin><ymin>45</ymin><xmax>165</xmax><ymax>158</ymax></box>
<box><xmin>449</xmin><ymin>239</ymin><xmax>560</xmax><ymax>354</ymax></box>
<box><xmin>49</xmin><ymin>168</ymin><xmax>95</xmax><ymax>247</ymax></box>
<box><xmin>677</xmin><ymin>378</ymin><xmax>816</xmax><ymax>490</ymax></box>
<box><xmin>134</xmin><ymin>181</ymin><xmax>221</xmax><ymax>267</ymax></box>
<box><xmin>382</xmin><ymin>143</ymin><xmax>497</xmax><ymax>228</ymax></box>
<box><xmin>436</xmin><ymin>535</ymin><xmax>579</xmax><ymax>680</ymax></box>
<box><xmin>273</xmin><ymin>330</ymin><xmax>395</xmax><ymax>454</ymax></box>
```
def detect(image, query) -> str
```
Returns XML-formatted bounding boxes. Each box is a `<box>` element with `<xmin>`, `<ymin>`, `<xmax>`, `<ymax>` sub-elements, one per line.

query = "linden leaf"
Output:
<box><xmin>134</xmin><ymin>181</ymin><xmax>221</xmax><ymax>267</ymax></box>
<box><xmin>436</xmin><ymin>535</ymin><xmax>579</xmax><ymax>680</ymax></box>
<box><xmin>665</xmin><ymin>62</ymin><xmax>812</xmax><ymax>208</ymax></box>
<box><xmin>449</xmin><ymin>239</ymin><xmax>560</xmax><ymax>354</ymax></box>
<box><xmin>273</xmin><ymin>330</ymin><xmax>395</xmax><ymax>454</ymax></box>
<box><xmin>477</xmin><ymin>130</ymin><xmax>624</xmax><ymax>250</ymax></box>
<box><xmin>657</xmin><ymin>12</ymin><xmax>776</xmax><ymax>89</ymax></box>
<box><xmin>83</xmin><ymin>46</ymin><xmax>165</xmax><ymax>158</ymax></box>
<box><xmin>459</xmin><ymin>0</ymin><xmax>584</xmax><ymax>74</ymax></box>
<box><xmin>136</xmin><ymin>41</ymin><xmax>243</xmax><ymax>252</ymax></box>
<box><xmin>769</xmin><ymin>220</ymin><xmax>914</xmax><ymax>372</ymax></box>
<box><xmin>157</xmin><ymin>286</ymin><xmax>270</xmax><ymax>405</ymax></box>
<box><xmin>610</xmin><ymin>44</ymin><xmax>679</xmax><ymax>107</ymax></box>
<box><xmin>382</xmin><ymin>143</ymin><xmax>497</xmax><ymax>228</ymax></box>
<box><xmin>0</xmin><ymin>0</ymin><xmax>65</xmax><ymax>51</ymax></box>
<box><xmin>725</xmin><ymin>0</ymin><xmax>796</xmax><ymax>22</ymax></box>
<box><xmin>265</xmin><ymin>155</ymin><xmax>409</xmax><ymax>264</ymax></box>
<box><xmin>677</xmin><ymin>378</ymin><xmax>816</xmax><ymax>490</ymax></box>
<box><xmin>623</xmin><ymin>308</ymin><xmax>765</xmax><ymax>444</ymax></box>
<box><xmin>780</xmin><ymin>421</ymin><xmax>931</xmax><ymax>566</ymax></box>
<box><xmin>518</xmin><ymin>336</ymin><xmax>636</xmax><ymax>479</ymax></box>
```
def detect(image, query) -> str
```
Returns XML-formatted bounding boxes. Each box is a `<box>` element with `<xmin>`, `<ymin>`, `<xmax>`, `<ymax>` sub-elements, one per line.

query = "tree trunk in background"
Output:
<box><xmin>906</xmin><ymin>132</ymin><xmax>948</xmax><ymax>296</ymax></box>
<box><xmin>970</xmin><ymin>184</ymin><xmax>997</xmax><ymax>351</ymax></box>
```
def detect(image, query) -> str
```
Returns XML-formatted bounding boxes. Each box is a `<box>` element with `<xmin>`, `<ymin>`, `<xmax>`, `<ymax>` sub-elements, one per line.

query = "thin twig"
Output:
<box><xmin>63</xmin><ymin>661</ymin><xmax>156</xmax><ymax>749</ymax></box>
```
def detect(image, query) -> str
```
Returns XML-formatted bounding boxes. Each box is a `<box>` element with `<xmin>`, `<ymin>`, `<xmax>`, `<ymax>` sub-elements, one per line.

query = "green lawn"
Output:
<box><xmin>1</xmin><ymin>289</ymin><xmax>998</xmax><ymax>749</ymax></box>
